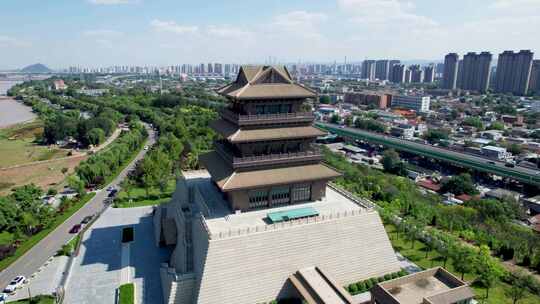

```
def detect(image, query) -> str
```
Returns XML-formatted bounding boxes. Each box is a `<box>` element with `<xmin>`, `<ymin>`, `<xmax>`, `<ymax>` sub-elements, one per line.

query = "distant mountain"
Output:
<box><xmin>20</xmin><ymin>63</ymin><xmax>53</xmax><ymax>73</ymax></box>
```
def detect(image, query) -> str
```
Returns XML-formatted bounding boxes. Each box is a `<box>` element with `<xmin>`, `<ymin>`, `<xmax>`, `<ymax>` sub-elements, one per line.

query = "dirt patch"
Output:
<box><xmin>0</xmin><ymin>155</ymin><xmax>87</xmax><ymax>195</ymax></box>
<box><xmin>0</xmin><ymin>120</ymin><xmax>43</xmax><ymax>140</ymax></box>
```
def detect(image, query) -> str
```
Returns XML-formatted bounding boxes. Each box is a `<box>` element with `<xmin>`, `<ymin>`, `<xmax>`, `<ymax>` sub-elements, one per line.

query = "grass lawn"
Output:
<box><xmin>0</xmin><ymin>120</ymin><xmax>69</xmax><ymax>168</ymax></box>
<box><xmin>114</xmin><ymin>197</ymin><xmax>170</xmax><ymax>208</ymax></box>
<box><xmin>384</xmin><ymin>224</ymin><xmax>540</xmax><ymax>304</ymax></box>
<box><xmin>10</xmin><ymin>295</ymin><xmax>55</xmax><ymax>304</ymax></box>
<box><xmin>0</xmin><ymin>193</ymin><xmax>95</xmax><ymax>271</ymax></box>
<box><xmin>119</xmin><ymin>283</ymin><xmax>134</xmax><ymax>304</ymax></box>
<box><xmin>113</xmin><ymin>178</ymin><xmax>175</xmax><ymax>208</ymax></box>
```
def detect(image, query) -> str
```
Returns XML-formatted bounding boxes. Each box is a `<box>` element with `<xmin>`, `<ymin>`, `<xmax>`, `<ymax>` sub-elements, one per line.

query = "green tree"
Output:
<box><xmin>20</xmin><ymin>212</ymin><xmax>39</xmax><ymax>235</ymax></box>
<box><xmin>488</xmin><ymin>121</ymin><xmax>504</xmax><ymax>130</ymax></box>
<box><xmin>330</xmin><ymin>114</ymin><xmax>340</xmax><ymax>124</ymax></box>
<box><xmin>475</xmin><ymin>245</ymin><xmax>504</xmax><ymax>299</ymax></box>
<box><xmin>120</xmin><ymin>179</ymin><xmax>134</xmax><ymax>201</ymax></box>
<box><xmin>452</xmin><ymin>247</ymin><xmax>475</xmax><ymax>280</ymax></box>
<box><xmin>344</xmin><ymin>116</ymin><xmax>353</xmax><ymax>127</ymax></box>
<box><xmin>381</xmin><ymin>149</ymin><xmax>405</xmax><ymax>175</ymax></box>
<box><xmin>424</xmin><ymin>129</ymin><xmax>449</xmax><ymax>144</ymax></box>
<box><xmin>504</xmin><ymin>270</ymin><xmax>529</xmax><ymax>304</ymax></box>
<box><xmin>319</xmin><ymin>95</ymin><xmax>331</xmax><ymax>104</ymax></box>
<box><xmin>463</xmin><ymin>116</ymin><xmax>484</xmax><ymax>130</ymax></box>
<box><xmin>507</xmin><ymin>143</ymin><xmax>523</xmax><ymax>156</ymax></box>
<box><xmin>441</xmin><ymin>173</ymin><xmax>477</xmax><ymax>195</ymax></box>
<box><xmin>68</xmin><ymin>175</ymin><xmax>86</xmax><ymax>196</ymax></box>
<box><xmin>86</xmin><ymin>128</ymin><xmax>105</xmax><ymax>146</ymax></box>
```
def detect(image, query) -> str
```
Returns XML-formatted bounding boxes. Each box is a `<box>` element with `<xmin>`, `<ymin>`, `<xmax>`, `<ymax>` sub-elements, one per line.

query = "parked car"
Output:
<box><xmin>144</xmin><ymin>146</ymin><xmax>149</xmax><ymax>150</ymax></box>
<box><xmin>81</xmin><ymin>215</ymin><xmax>93</xmax><ymax>224</ymax></box>
<box><xmin>106</xmin><ymin>186</ymin><xmax>115</xmax><ymax>191</ymax></box>
<box><xmin>69</xmin><ymin>224</ymin><xmax>82</xmax><ymax>234</ymax></box>
<box><xmin>107</xmin><ymin>189</ymin><xmax>118</xmax><ymax>198</ymax></box>
<box><xmin>3</xmin><ymin>276</ymin><xmax>26</xmax><ymax>293</ymax></box>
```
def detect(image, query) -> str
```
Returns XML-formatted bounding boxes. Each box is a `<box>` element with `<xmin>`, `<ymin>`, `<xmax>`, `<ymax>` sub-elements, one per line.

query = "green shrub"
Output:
<box><xmin>365</xmin><ymin>280</ymin><xmax>373</xmax><ymax>289</ymax></box>
<box><xmin>370</xmin><ymin>278</ymin><xmax>378</xmax><ymax>285</ymax></box>
<box><xmin>119</xmin><ymin>283</ymin><xmax>134</xmax><ymax>304</ymax></box>
<box><xmin>398</xmin><ymin>269</ymin><xmax>408</xmax><ymax>277</ymax></box>
<box><xmin>384</xmin><ymin>274</ymin><xmax>391</xmax><ymax>280</ymax></box>
<box><xmin>358</xmin><ymin>281</ymin><xmax>367</xmax><ymax>292</ymax></box>
<box><xmin>349</xmin><ymin>283</ymin><xmax>358</xmax><ymax>294</ymax></box>
<box><xmin>391</xmin><ymin>272</ymin><xmax>399</xmax><ymax>279</ymax></box>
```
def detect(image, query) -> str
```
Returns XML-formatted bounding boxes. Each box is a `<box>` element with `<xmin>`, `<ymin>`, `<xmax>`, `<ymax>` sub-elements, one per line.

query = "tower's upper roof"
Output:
<box><xmin>217</xmin><ymin>65</ymin><xmax>317</xmax><ymax>100</ymax></box>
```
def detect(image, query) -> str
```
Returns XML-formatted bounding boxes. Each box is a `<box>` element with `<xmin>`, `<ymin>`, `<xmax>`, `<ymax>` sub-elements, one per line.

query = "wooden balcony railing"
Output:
<box><xmin>220</xmin><ymin>109</ymin><xmax>315</xmax><ymax>126</ymax></box>
<box><xmin>214</xmin><ymin>141</ymin><xmax>323</xmax><ymax>169</ymax></box>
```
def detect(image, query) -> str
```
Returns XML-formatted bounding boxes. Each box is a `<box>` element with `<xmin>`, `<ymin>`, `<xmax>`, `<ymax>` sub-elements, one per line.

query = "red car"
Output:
<box><xmin>69</xmin><ymin>224</ymin><xmax>82</xmax><ymax>234</ymax></box>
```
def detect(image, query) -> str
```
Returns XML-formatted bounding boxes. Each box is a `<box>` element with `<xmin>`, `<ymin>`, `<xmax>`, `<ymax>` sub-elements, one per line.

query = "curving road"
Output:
<box><xmin>0</xmin><ymin>126</ymin><xmax>156</xmax><ymax>289</ymax></box>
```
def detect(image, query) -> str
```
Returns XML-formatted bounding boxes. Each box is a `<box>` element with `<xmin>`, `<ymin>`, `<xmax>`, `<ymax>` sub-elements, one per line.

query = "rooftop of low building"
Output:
<box><xmin>372</xmin><ymin>267</ymin><xmax>474</xmax><ymax>304</ymax></box>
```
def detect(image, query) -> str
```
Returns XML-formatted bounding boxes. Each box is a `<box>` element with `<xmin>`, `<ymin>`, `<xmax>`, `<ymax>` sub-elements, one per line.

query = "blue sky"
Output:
<box><xmin>1</xmin><ymin>0</ymin><xmax>539</xmax><ymax>69</ymax></box>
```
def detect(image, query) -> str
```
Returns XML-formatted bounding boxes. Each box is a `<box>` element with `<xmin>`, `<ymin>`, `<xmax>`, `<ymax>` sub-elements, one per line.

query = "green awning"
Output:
<box><xmin>267</xmin><ymin>207</ymin><xmax>319</xmax><ymax>223</ymax></box>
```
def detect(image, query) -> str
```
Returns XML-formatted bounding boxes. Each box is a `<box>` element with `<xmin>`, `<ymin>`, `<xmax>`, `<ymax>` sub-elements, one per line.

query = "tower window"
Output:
<box><xmin>248</xmin><ymin>189</ymin><xmax>269</xmax><ymax>209</ymax></box>
<box><xmin>271</xmin><ymin>186</ymin><xmax>290</xmax><ymax>206</ymax></box>
<box><xmin>292</xmin><ymin>183</ymin><xmax>311</xmax><ymax>203</ymax></box>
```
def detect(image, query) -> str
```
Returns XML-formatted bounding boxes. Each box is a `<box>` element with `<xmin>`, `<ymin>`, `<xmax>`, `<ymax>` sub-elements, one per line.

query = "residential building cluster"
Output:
<box><xmin>443</xmin><ymin>50</ymin><xmax>538</xmax><ymax>95</ymax></box>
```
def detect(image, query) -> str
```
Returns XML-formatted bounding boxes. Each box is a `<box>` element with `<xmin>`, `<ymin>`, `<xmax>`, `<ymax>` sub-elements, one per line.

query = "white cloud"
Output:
<box><xmin>150</xmin><ymin>19</ymin><xmax>198</xmax><ymax>34</ymax></box>
<box><xmin>207</xmin><ymin>26</ymin><xmax>253</xmax><ymax>40</ymax></box>
<box><xmin>491</xmin><ymin>0</ymin><xmax>540</xmax><ymax>9</ymax></box>
<box><xmin>95</xmin><ymin>39</ymin><xmax>114</xmax><ymax>49</ymax></box>
<box><xmin>272</xmin><ymin>11</ymin><xmax>327</xmax><ymax>29</ymax></box>
<box><xmin>490</xmin><ymin>0</ymin><xmax>540</xmax><ymax>15</ymax></box>
<box><xmin>0</xmin><ymin>36</ymin><xmax>31</xmax><ymax>48</ymax></box>
<box><xmin>88</xmin><ymin>0</ymin><xmax>133</xmax><ymax>5</ymax></box>
<box><xmin>338</xmin><ymin>0</ymin><xmax>437</xmax><ymax>27</ymax></box>
<box><xmin>83</xmin><ymin>29</ymin><xmax>124</xmax><ymax>37</ymax></box>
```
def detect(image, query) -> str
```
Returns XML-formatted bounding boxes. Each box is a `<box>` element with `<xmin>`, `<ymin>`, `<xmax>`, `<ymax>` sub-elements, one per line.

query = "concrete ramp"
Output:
<box><xmin>289</xmin><ymin>267</ymin><xmax>356</xmax><ymax>304</ymax></box>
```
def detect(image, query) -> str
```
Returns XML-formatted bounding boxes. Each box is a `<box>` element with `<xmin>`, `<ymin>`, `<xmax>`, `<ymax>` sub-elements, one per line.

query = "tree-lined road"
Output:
<box><xmin>0</xmin><ymin>127</ymin><xmax>156</xmax><ymax>289</ymax></box>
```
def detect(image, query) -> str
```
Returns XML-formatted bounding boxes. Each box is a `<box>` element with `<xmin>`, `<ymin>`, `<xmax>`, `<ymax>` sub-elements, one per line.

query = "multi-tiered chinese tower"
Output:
<box><xmin>155</xmin><ymin>66</ymin><xmax>400</xmax><ymax>304</ymax></box>
<box><xmin>201</xmin><ymin>65</ymin><xmax>340</xmax><ymax>211</ymax></box>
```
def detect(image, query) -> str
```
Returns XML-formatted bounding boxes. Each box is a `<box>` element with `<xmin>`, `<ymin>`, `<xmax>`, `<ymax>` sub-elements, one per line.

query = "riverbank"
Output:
<box><xmin>0</xmin><ymin>97</ymin><xmax>36</xmax><ymax>128</ymax></box>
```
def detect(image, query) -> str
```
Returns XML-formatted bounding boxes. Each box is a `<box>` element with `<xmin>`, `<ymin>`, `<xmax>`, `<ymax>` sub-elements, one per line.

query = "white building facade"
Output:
<box><xmin>391</xmin><ymin>95</ymin><xmax>430</xmax><ymax>112</ymax></box>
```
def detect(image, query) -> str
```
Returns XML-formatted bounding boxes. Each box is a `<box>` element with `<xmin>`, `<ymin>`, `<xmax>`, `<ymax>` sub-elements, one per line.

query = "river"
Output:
<box><xmin>0</xmin><ymin>79</ymin><xmax>36</xmax><ymax>128</ymax></box>
<box><xmin>0</xmin><ymin>80</ymin><xmax>22</xmax><ymax>96</ymax></box>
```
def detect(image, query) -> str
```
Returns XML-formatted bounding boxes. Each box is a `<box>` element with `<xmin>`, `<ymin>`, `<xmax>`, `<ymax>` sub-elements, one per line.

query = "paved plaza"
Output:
<box><xmin>65</xmin><ymin>206</ymin><xmax>170</xmax><ymax>304</ymax></box>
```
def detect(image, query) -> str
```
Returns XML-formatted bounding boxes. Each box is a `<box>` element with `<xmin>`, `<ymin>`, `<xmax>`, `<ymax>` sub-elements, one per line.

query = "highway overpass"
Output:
<box><xmin>316</xmin><ymin>122</ymin><xmax>540</xmax><ymax>187</ymax></box>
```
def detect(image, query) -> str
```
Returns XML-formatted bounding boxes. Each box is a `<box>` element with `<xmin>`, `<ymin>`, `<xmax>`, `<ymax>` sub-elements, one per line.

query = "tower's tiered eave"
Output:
<box><xmin>200</xmin><ymin>151</ymin><xmax>340</xmax><ymax>192</ymax></box>
<box><xmin>210</xmin><ymin>119</ymin><xmax>325</xmax><ymax>143</ymax></box>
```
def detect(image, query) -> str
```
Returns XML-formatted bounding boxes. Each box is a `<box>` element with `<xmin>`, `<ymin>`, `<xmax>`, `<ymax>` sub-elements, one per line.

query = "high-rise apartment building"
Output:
<box><xmin>404</xmin><ymin>68</ymin><xmax>412</xmax><ymax>83</ymax></box>
<box><xmin>424</xmin><ymin>65</ymin><xmax>435</xmax><ymax>83</ymax></box>
<box><xmin>442</xmin><ymin>53</ymin><xmax>459</xmax><ymax>90</ymax></box>
<box><xmin>390</xmin><ymin>64</ymin><xmax>406</xmax><ymax>83</ymax></box>
<box><xmin>362</xmin><ymin>60</ymin><xmax>376</xmax><ymax>80</ymax></box>
<box><xmin>494</xmin><ymin>50</ymin><xmax>534</xmax><ymax>96</ymax></box>
<box><xmin>530</xmin><ymin>60</ymin><xmax>540</xmax><ymax>95</ymax></box>
<box><xmin>409</xmin><ymin>65</ymin><xmax>424</xmax><ymax>83</ymax></box>
<box><xmin>375</xmin><ymin>60</ymin><xmax>390</xmax><ymax>80</ymax></box>
<box><xmin>460</xmin><ymin>52</ymin><xmax>492</xmax><ymax>93</ymax></box>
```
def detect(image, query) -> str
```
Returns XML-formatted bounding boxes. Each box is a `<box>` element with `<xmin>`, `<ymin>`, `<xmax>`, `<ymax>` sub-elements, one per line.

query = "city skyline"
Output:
<box><xmin>1</xmin><ymin>0</ymin><xmax>540</xmax><ymax>69</ymax></box>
